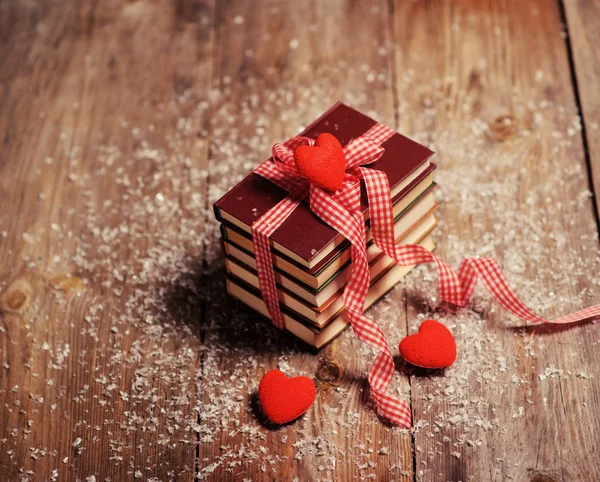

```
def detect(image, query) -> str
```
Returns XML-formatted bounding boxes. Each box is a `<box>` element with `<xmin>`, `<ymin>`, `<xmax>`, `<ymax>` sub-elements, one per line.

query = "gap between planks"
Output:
<box><xmin>557</xmin><ymin>0</ymin><xmax>600</xmax><ymax>239</ymax></box>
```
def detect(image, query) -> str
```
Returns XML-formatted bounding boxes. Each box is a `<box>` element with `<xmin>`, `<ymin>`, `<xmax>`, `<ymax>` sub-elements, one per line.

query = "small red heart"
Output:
<box><xmin>399</xmin><ymin>320</ymin><xmax>457</xmax><ymax>369</ymax></box>
<box><xmin>258</xmin><ymin>370</ymin><xmax>316</xmax><ymax>424</ymax></box>
<box><xmin>294</xmin><ymin>133</ymin><xmax>346</xmax><ymax>191</ymax></box>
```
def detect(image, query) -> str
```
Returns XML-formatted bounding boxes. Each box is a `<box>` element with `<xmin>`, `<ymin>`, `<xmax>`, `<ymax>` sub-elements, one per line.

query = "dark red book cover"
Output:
<box><xmin>213</xmin><ymin>102</ymin><xmax>435</xmax><ymax>264</ymax></box>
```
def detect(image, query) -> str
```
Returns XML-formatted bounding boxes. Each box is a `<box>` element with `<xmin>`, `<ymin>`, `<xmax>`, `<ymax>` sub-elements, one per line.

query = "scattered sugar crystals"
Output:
<box><xmin>1</xmin><ymin>48</ymin><xmax>599</xmax><ymax>482</ymax></box>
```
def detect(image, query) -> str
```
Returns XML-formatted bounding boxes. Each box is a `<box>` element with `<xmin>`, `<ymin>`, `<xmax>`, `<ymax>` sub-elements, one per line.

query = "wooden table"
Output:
<box><xmin>2</xmin><ymin>1</ymin><xmax>600</xmax><ymax>480</ymax></box>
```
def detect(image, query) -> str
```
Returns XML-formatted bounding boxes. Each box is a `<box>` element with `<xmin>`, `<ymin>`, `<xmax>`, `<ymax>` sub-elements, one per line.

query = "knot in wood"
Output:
<box><xmin>489</xmin><ymin>115</ymin><xmax>520</xmax><ymax>141</ymax></box>
<box><xmin>1</xmin><ymin>280</ymin><xmax>32</xmax><ymax>312</ymax></box>
<box><xmin>316</xmin><ymin>360</ymin><xmax>341</xmax><ymax>383</ymax></box>
<box><xmin>529</xmin><ymin>474</ymin><xmax>557</xmax><ymax>482</ymax></box>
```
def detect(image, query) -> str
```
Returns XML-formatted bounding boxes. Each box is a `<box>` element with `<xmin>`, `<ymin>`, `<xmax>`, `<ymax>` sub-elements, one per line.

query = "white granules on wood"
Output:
<box><xmin>1</xmin><ymin>61</ymin><xmax>599</xmax><ymax>481</ymax></box>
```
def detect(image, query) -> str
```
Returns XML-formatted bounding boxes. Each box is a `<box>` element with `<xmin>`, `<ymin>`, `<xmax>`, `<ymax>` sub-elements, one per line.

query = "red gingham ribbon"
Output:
<box><xmin>251</xmin><ymin>123</ymin><xmax>600</xmax><ymax>428</ymax></box>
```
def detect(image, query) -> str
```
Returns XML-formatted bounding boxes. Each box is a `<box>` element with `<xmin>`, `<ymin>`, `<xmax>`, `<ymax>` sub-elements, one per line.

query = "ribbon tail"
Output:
<box><xmin>360</xmin><ymin>167</ymin><xmax>465</xmax><ymax>305</ymax></box>
<box><xmin>361</xmin><ymin>167</ymin><xmax>600</xmax><ymax>326</ymax></box>
<box><xmin>310</xmin><ymin>187</ymin><xmax>411</xmax><ymax>427</ymax></box>
<box><xmin>251</xmin><ymin>197</ymin><xmax>303</xmax><ymax>329</ymax></box>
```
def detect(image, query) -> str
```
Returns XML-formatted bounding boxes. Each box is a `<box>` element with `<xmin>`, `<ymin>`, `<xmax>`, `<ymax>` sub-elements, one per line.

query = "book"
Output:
<box><xmin>214</xmin><ymin>102</ymin><xmax>435</xmax><ymax>269</ymax></box>
<box><xmin>225</xmin><ymin>208</ymin><xmax>438</xmax><ymax>309</ymax></box>
<box><xmin>226</xmin><ymin>236</ymin><xmax>435</xmax><ymax>349</ymax></box>
<box><xmin>222</xmin><ymin>182</ymin><xmax>437</xmax><ymax>289</ymax></box>
<box><xmin>225</xmin><ymin>216</ymin><xmax>436</xmax><ymax>325</ymax></box>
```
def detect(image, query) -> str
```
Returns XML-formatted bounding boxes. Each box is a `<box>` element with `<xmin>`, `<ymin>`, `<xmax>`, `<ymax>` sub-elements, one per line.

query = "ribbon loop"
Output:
<box><xmin>344</xmin><ymin>136</ymin><xmax>385</xmax><ymax>169</ymax></box>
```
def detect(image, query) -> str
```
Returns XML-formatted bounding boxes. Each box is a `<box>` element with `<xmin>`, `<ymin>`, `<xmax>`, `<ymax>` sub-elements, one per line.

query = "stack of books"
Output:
<box><xmin>213</xmin><ymin>103</ymin><xmax>437</xmax><ymax>350</ymax></box>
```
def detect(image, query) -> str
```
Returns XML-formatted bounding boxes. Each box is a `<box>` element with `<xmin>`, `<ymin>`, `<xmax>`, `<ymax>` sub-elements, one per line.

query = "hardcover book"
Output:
<box><xmin>225</xmin><ymin>216</ymin><xmax>437</xmax><ymax>325</ymax></box>
<box><xmin>213</xmin><ymin>102</ymin><xmax>435</xmax><ymax>269</ymax></box>
<box><xmin>222</xmin><ymin>184</ymin><xmax>437</xmax><ymax>288</ymax></box>
<box><xmin>227</xmin><ymin>236</ymin><xmax>435</xmax><ymax>349</ymax></box>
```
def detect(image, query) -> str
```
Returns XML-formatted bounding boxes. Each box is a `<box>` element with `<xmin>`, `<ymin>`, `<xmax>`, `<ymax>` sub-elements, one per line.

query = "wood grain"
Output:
<box><xmin>0</xmin><ymin>1</ymin><xmax>214</xmax><ymax>480</ymax></box>
<box><xmin>198</xmin><ymin>0</ymin><xmax>414</xmax><ymax>480</ymax></box>
<box><xmin>2</xmin><ymin>1</ymin><xmax>600</xmax><ymax>481</ymax></box>
<box><xmin>562</xmin><ymin>0</ymin><xmax>600</xmax><ymax>216</ymax></box>
<box><xmin>391</xmin><ymin>0</ymin><xmax>600</xmax><ymax>481</ymax></box>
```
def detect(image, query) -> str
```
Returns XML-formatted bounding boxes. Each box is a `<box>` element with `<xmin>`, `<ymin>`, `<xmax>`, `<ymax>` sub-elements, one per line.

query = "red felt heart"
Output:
<box><xmin>258</xmin><ymin>370</ymin><xmax>316</xmax><ymax>424</ymax></box>
<box><xmin>294</xmin><ymin>133</ymin><xmax>346</xmax><ymax>191</ymax></box>
<box><xmin>399</xmin><ymin>320</ymin><xmax>457</xmax><ymax>369</ymax></box>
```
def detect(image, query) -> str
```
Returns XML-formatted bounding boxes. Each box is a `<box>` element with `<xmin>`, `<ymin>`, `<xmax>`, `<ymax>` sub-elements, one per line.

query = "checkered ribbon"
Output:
<box><xmin>251</xmin><ymin>123</ymin><xmax>600</xmax><ymax>428</ymax></box>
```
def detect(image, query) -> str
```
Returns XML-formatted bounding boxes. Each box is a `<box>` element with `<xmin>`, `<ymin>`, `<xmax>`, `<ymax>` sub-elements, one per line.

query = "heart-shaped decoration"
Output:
<box><xmin>294</xmin><ymin>133</ymin><xmax>346</xmax><ymax>191</ymax></box>
<box><xmin>258</xmin><ymin>370</ymin><xmax>316</xmax><ymax>424</ymax></box>
<box><xmin>399</xmin><ymin>320</ymin><xmax>457</xmax><ymax>369</ymax></box>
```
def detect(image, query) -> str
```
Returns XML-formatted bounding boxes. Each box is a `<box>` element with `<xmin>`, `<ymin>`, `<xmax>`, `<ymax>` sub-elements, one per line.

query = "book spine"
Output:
<box><xmin>213</xmin><ymin>203</ymin><xmax>222</xmax><ymax>222</ymax></box>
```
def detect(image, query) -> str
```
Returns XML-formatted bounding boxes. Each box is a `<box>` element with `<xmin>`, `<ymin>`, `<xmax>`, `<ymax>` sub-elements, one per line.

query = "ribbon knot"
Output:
<box><xmin>269</xmin><ymin>133</ymin><xmax>385</xmax><ymax>214</ymax></box>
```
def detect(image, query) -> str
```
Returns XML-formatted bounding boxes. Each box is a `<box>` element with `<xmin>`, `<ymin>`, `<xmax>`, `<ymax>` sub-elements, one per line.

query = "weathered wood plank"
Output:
<box><xmin>3</xmin><ymin>1</ymin><xmax>600</xmax><ymax>481</ymax></box>
<box><xmin>198</xmin><ymin>0</ymin><xmax>414</xmax><ymax>480</ymax></box>
<box><xmin>391</xmin><ymin>0</ymin><xmax>600</xmax><ymax>481</ymax></box>
<box><xmin>563</xmin><ymin>0</ymin><xmax>600</xmax><ymax>216</ymax></box>
<box><xmin>0</xmin><ymin>1</ymin><xmax>215</xmax><ymax>480</ymax></box>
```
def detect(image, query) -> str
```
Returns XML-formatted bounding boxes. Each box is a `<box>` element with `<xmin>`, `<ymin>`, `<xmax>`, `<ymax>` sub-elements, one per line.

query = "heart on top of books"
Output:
<box><xmin>294</xmin><ymin>133</ymin><xmax>347</xmax><ymax>191</ymax></box>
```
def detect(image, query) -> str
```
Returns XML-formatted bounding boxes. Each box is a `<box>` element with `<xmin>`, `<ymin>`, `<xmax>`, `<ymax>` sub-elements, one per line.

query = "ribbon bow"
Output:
<box><xmin>251</xmin><ymin>122</ymin><xmax>600</xmax><ymax>429</ymax></box>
